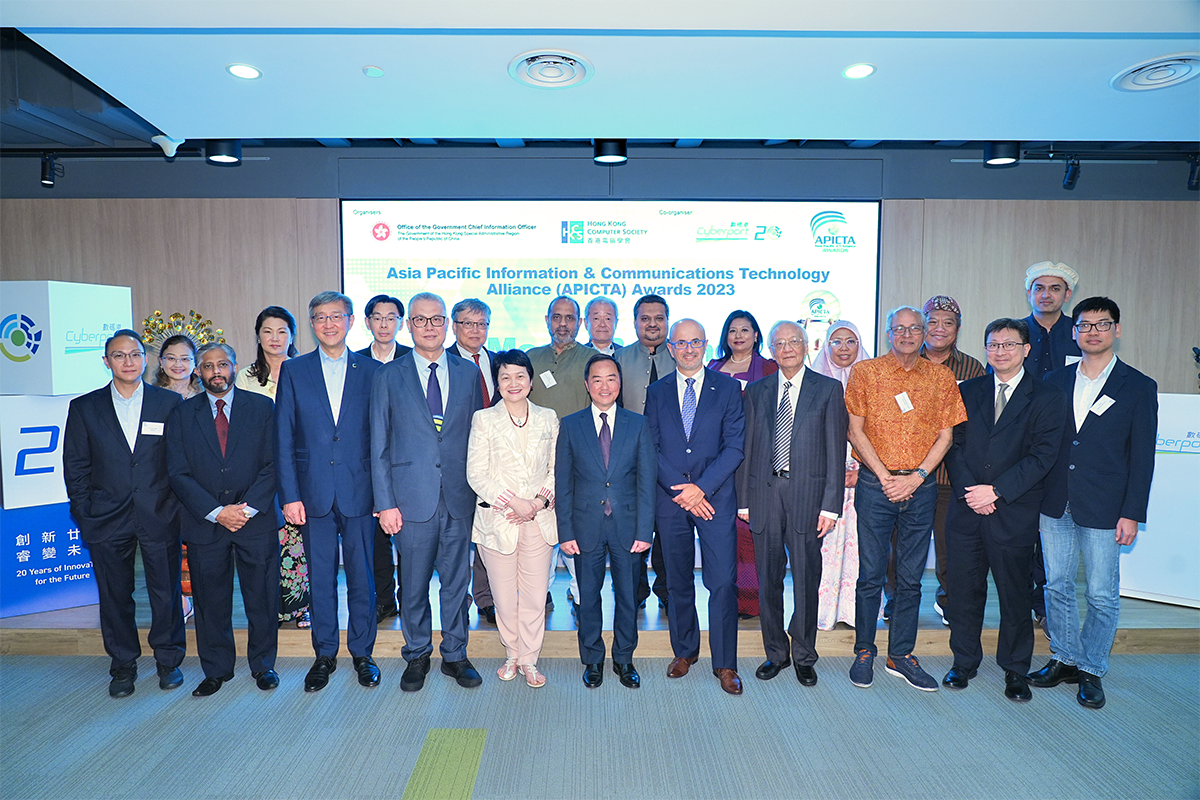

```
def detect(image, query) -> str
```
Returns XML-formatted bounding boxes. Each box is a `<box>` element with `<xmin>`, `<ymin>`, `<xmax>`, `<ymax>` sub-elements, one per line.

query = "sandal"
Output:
<box><xmin>518</xmin><ymin>663</ymin><xmax>546</xmax><ymax>688</ymax></box>
<box><xmin>497</xmin><ymin>658</ymin><xmax>518</xmax><ymax>682</ymax></box>
<box><xmin>296</xmin><ymin>610</ymin><xmax>311</xmax><ymax>629</ymax></box>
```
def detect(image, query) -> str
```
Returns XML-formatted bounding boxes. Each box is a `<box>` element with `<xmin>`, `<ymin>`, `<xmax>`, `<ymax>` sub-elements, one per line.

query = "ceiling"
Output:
<box><xmin>1</xmin><ymin>0</ymin><xmax>1198</xmax><ymax>150</ymax></box>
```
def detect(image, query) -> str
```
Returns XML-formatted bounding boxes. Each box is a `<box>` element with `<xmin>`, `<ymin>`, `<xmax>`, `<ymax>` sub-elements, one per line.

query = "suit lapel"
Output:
<box><xmin>1077</xmin><ymin>360</ymin><xmax>1125</xmax><ymax>437</ymax></box>
<box><xmin>305</xmin><ymin>354</ymin><xmax>337</xmax><ymax>429</ymax></box>
<box><xmin>608</xmin><ymin>409</ymin><xmax>634</xmax><ymax>476</ymax></box>
<box><xmin>404</xmin><ymin>356</ymin><xmax>437</xmax><ymax>432</ymax></box>
<box><xmin>993</xmin><ymin>373</ymin><xmax>1031</xmax><ymax>435</ymax></box>
<box><xmin>99</xmin><ymin>384</ymin><xmax>131</xmax><ymax>452</ymax></box>
<box><xmin>759</xmin><ymin>373</ymin><xmax>781</xmax><ymax>445</ymax></box>
<box><xmin>196</xmin><ymin>396</ymin><xmax>225</xmax><ymax>461</ymax></box>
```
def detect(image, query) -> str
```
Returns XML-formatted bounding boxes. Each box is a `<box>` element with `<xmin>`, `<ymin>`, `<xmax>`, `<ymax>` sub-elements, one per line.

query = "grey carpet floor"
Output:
<box><xmin>0</xmin><ymin>654</ymin><xmax>1196</xmax><ymax>800</ymax></box>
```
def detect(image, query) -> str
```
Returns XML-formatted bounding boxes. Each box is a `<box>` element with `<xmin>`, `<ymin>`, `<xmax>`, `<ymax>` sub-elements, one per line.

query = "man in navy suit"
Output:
<box><xmin>737</xmin><ymin>321</ymin><xmax>847</xmax><ymax>689</ymax></box>
<box><xmin>63</xmin><ymin>329</ymin><xmax>186</xmax><ymax>698</ymax></box>
<box><xmin>645</xmin><ymin>319</ymin><xmax>746</xmax><ymax>695</ymax></box>
<box><xmin>167</xmin><ymin>343</ymin><xmax>281</xmax><ymax>696</ymax></box>
<box><xmin>371</xmin><ymin>292</ymin><xmax>485</xmax><ymax>692</ymax></box>
<box><xmin>276</xmin><ymin>291</ymin><xmax>382</xmax><ymax>692</ymax></box>
<box><xmin>942</xmin><ymin>319</ymin><xmax>1068</xmax><ymax>702</ymax></box>
<box><xmin>556</xmin><ymin>354</ymin><xmax>657</xmax><ymax>689</ymax></box>
<box><xmin>1029</xmin><ymin>297</ymin><xmax>1157</xmax><ymax>710</ymax></box>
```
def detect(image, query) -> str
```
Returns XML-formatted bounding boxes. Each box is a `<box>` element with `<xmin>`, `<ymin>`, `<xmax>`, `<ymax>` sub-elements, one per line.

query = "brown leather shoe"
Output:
<box><xmin>667</xmin><ymin>656</ymin><xmax>698</xmax><ymax>678</ymax></box>
<box><xmin>713</xmin><ymin>668</ymin><xmax>743</xmax><ymax>695</ymax></box>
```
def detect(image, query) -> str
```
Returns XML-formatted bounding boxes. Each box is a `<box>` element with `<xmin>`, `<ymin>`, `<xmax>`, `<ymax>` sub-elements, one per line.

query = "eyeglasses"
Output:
<box><xmin>828</xmin><ymin>338</ymin><xmax>858</xmax><ymax>348</ymax></box>
<box><xmin>161</xmin><ymin>355</ymin><xmax>194</xmax><ymax>365</ymax></box>
<box><xmin>668</xmin><ymin>339</ymin><xmax>707</xmax><ymax>350</ymax></box>
<box><xmin>770</xmin><ymin>338</ymin><xmax>806</xmax><ymax>350</ymax></box>
<box><xmin>985</xmin><ymin>341</ymin><xmax>1025</xmax><ymax>352</ymax></box>
<box><xmin>410</xmin><ymin>315</ymin><xmax>447</xmax><ymax>328</ymax></box>
<box><xmin>107</xmin><ymin>351</ymin><xmax>144</xmax><ymax>363</ymax></box>
<box><xmin>889</xmin><ymin>325</ymin><xmax>925</xmax><ymax>336</ymax></box>
<box><xmin>454</xmin><ymin>319</ymin><xmax>489</xmax><ymax>330</ymax></box>
<box><xmin>1074</xmin><ymin>320</ymin><xmax>1115</xmax><ymax>332</ymax></box>
<box><xmin>369</xmin><ymin>314</ymin><xmax>400</xmax><ymax>325</ymax></box>
<box><xmin>311</xmin><ymin>313</ymin><xmax>347</xmax><ymax>325</ymax></box>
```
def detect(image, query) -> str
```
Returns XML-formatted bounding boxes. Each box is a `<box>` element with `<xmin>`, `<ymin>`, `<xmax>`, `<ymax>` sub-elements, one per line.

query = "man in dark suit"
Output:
<box><xmin>276</xmin><ymin>291</ymin><xmax>382</xmax><ymax>692</ymax></box>
<box><xmin>737</xmin><ymin>321</ymin><xmax>847</xmax><ymax>688</ymax></box>
<box><xmin>1030</xmin><ymin>297</ymin><xmax>1157</xmax><ymax>710</ymax></box>
<box><xmin>62</xmin><ymin>329</ymin><xmax>186</xmax><ymax>697</ymax></box>
<box><xmin>645</xmin><ymin>319</ymin><xmax>746</xmax><ymax>695</ymax></box>
<box><xmin>556</xmin><ymin>354</ymin><xmax>657</xmax><ymax>689</ymax></box>
<box><xmin>166</xmin><ymin>343</ymin><xmax>281</xmax><ymax>696</ymax></box>
<box><xmin>371</xmin><ymin>291</ymin><xmax>485</xmax><ymax>692</ymax></box>
<box><xmin>942</xmin><ymin>318</ymin><xmax>1068</xmax><ymax>702</ymax></box>
<box><xmin>355</xmin><ymin>293</ymin><xmax>410</xmax><ymax>624</ymax></box>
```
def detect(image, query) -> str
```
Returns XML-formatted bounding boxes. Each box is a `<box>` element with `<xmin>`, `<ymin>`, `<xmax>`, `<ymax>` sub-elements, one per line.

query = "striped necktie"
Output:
<box><xmin>772</xmin><ymin>381</ymin><xmax>793</xmax><ymax>473</ymax></box>
<box><xmin>427</xmin><ymin>363</ymin><xmax>443</xmax><ymax>432</ymax></box>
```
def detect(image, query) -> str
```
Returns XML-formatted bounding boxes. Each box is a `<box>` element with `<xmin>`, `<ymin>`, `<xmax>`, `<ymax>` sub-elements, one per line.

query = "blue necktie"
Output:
<box><xmin>427</xmin><ymin>363</ymin><xmax>443</xmax><ymax>432</ymax></box>
<box><xmin>681</xmin><ymin>377</ymin><xmax>697</xmax><ymax>441</ymax></box>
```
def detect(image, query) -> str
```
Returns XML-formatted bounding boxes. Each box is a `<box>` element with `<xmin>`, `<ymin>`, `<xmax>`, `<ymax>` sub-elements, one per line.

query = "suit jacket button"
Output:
<box><xmin>333</xmin><ymin>436</ymin><xmax>339</xmax><ymax>441</ymax></box>
<box><xmin>984</xmin><ymin>463</ymin><xmax>991</xmax><ymax>469</ymax></box>
<box><xmin>1068</xmin><ymin>464</ymin><xmax>1075</xmax><ymax>470</ymax></box>
<box><xmin>606</xmin><ymin>482</ymin><xmax>610</xmax><ymax>487</ymax></box>
<box><xmin>132</xmin><ymin>487</ymin><xmax>138</xmax><ymax>492</ymax></box>
<box><xmin>686</xmin><ymin>448</ymin><xmax>692</xmax><ymax>454</ymax></box>
<box><xmin>223</xmin><ymin>489</ymin><xmax>230</xmax><ymax>495</ymax></box>
<box><xmin>330</xmin><ymin>460</ymin><xmax>335</xmax><ymax>465</ymax></box>
<box><xmin>1072</xmin><ymin>440</ymin><xmax>1079</xmax><ymax>446</ymax></box>
<box><xmin>436</xmin><ymin>463</ymin><xmax>441</xmax><ymax>468</ymax></box>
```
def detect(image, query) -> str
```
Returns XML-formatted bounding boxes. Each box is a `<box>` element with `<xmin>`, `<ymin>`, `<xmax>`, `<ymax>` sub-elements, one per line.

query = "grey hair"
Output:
<box><xmin>546</xmin><ymin>295</ymin><xmax>581</xmax><ymax>318</ymax></box>
<box><xmin>408</xmin><ymin>291</ymin><xmax>446</xmax><ymax>313</ymax></box>
<box><xmin>584</xmin><ymin>296</ymin><xmax>618</xmax><ymax>318</ymax></box>
<box><xmin>196</xmin><ymin>341</ymin><xmax>237</xmax><ymax>363</ymax></box>
<box><xmin>451</xmin><ymin>298</ymin><xmax>491</xmax><ymax>322</ymax></box>
<box><xmin>767</xmin><ymin>320</ymin><xmax>808</xmax><ymax>348</ymax></box>
<box><xmin>308</xmin><ymin>291</ymin><xmax>353</xmax><ymax>317</ymax></box>
<box><xmin>886</xmin><ymin>305</ymin><xmax>925</xmax><ymax>333</ymax></box>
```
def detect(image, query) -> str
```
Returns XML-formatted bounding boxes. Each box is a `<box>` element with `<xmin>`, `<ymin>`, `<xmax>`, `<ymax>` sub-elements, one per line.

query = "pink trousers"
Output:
<box><xmin>478</xmin><ymin>521</ymin><xmax>554</xmax><ymax>664</ymax></box>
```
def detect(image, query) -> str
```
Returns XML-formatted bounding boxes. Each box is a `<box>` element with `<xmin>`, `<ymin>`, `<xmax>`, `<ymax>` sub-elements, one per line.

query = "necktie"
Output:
<box><xmin>215</xmin><ymin>398</ymin><xmax>228</xmax><ymax>457</ymax></box>
<box><xmin>649</xmin><ymin>350</ymin><xmax>659</xmax><ymax>385</ymax></box>
<box><xmin>473</xmin><ymin>353</ymin><xmax>491</xmax><ymax>408</ymax></box>
<box><xmin>995</xmin><ymin>382</ymin><xmax>1009</xmax><ymax>423</ymax></box>
<box><xmin>681</xmin><ymin>377</ymin><xmax>697</xmax><ymax>441</ymax></box>
<box><xmin>772</xmin><ymin>381</ymin><xmax>793</xmax><ymax>473</ymax></box>
<box><xmin>427</xmin><ymin>363</ymin><xmax>443</xmax><ymax>432</ymax></box>
<box><xmin>599</xmin><ymin>412</ymin><xmax>612</xmax><ymax>515</ymax></box>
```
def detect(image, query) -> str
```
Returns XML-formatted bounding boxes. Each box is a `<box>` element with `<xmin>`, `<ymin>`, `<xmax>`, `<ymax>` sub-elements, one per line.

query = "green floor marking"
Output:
<box><xmin>401</xmin><ymin>728</ymin><xmax>487</xmax><ymax>800</ymax></box>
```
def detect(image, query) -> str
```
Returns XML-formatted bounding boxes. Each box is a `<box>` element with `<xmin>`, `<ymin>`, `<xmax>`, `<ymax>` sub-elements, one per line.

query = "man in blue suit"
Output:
<box><xmin>556</xmin><ymin>354</ymin><xmax>657</xmax><ymax>689</ymax></box>
<box><xmin>370</xmin><ymin>292</ymin><xmax>485</xmax><ymax>692</ymax></box>
<box><xmin>167</xmin><ymin>343</ymin><xmax>280</xmax><ymax>696</ymax></box>
<box><xmin>276</xmin><ymin>291</ymin><xmax>382</xmax><ymax>692</ymax></box>
<box><xmin>1029</xmin><ymin>296</ymin><xmax>1157</xmax><ymax>710</ymax></box>
<box><xmin>645</xmin><ymin>319</ymin><xmax>746</xmax><ymax>695</ymax></box>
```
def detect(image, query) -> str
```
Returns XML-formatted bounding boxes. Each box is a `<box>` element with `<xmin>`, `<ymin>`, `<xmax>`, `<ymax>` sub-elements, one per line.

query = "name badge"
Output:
<box><xmin>539</xmin><ymin>370</ymin><xmax>557</xmax><ymax>389</ymax></box>
<box><xmin>1089</xmin><ymin>395</ymin><xmax>1115</xmax><ymax>416</ymax></box>
<box><xmin>895</xmin><ymin>392</ymin><xmax>914</xmax><ymax>413</ymax></box>
<box><xmin>141</xmin><ymin>421</ymin><xmax>164</xmax><ymax>436</ymax></box>
<box><xmin>1065</xmin><ymin>355</ymin><xmax>1082</xmax><ymax>366</ymax></box>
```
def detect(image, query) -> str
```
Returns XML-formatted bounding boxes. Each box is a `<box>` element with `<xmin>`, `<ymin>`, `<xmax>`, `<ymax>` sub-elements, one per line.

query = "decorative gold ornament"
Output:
<box><xmin>140</xmin><ymin>308</ymin><xmax>228</xmax><ymax>350</ymax></box>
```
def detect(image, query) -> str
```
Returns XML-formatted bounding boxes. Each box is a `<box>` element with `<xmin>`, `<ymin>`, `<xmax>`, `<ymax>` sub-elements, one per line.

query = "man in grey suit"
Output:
<box><xmin>370</xmin><ymin>292</ymin><xmax>485</xmax><ymax>692</ymax></box>
<box><xmin>737</xmin><ymin>321</ymin><xmax>848</xmax><ymax>687</ymax></box>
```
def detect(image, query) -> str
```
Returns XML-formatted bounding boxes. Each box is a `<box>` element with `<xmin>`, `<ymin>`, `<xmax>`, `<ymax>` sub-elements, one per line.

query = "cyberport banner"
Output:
<box><xmin>341</xmin><ymin>201</ymin><xmax>879</xmax><ymax>359</ymax></box>
<box><xmin>0</xmin><ymin>502</ymin><xmax>98</xmax><ymax>618</ymax></box>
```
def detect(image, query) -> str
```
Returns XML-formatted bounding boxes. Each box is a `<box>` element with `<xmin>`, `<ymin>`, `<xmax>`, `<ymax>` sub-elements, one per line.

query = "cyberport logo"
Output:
<box><xmin>0</xmin><ymin>313</ymin><xmax>42</xmax><ymax>362</ymax></box>
<box><xmin>810</xmin><ymin>211</ymin><xmax>856</xmax><ymax>253</ymax></box>
<box><xmin>561</xmin><ymin>221</ymin><xmax>584</xmax><ymax>244</ymax></box>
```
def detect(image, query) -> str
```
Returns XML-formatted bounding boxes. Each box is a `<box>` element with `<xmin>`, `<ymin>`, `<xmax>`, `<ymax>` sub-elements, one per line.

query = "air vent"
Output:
<box><xmin>1111</xmin><ymin>53</ymin><xmax>1200</xmax><ymax>92</ymax></box>
<box><xmin>508</xmin><ymin>51</ymin><xmax>593</xmax><ymax>88</ymax></box>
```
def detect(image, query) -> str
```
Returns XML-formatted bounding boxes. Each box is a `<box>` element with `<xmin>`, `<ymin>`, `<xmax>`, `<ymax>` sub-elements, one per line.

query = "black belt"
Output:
<box><xmin>772</xmin><ymin>469</ymin><xmax>790</xmax><ymax>478</ymax></box>
<box><xmin>890</xmin><ymin>469</ymin><xmax>917</xmax><ymax>476</ymax></box>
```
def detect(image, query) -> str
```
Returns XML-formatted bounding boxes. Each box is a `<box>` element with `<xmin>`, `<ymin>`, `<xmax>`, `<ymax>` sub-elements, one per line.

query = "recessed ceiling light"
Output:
<box><xmin>508</xmin><ymin>50</ymin><xmax>594</xmax><ymax>88</ymax></box>
<box><xmin>363</xmin><ymin>65</ymin><xmax>385</xmax><ymax>78</ymax></box>
<box><xmin>1111</xmin><ymin>53</ymin><xmax>1200</xmax><ymax>91</ymax></box>
<box><xmin>226</xmin><ymin>64</ymin><xmax>261</xmax><ymax>80</ymax></box>
<box><xmin>843</xmin><ymin>63</ymin><xmax>876</xmax><ymax>80</ymax></box>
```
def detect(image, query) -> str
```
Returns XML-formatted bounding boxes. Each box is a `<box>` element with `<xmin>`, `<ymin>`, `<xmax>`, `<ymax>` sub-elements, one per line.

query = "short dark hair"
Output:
<box><xmin>1071</xmin><ymin>296</ymin><xmax>1120</xmax><ymax>325</ymax></box>
<box><xmin>584</xmin><ymin>353</ymin><xmax>622</xmax><ymax>382</ymax></box>
<box><xmin>983</xmin><ymin>317</ymin><xmax>1030</xmax><ymax>346</ymax></box>
<box><xmin>490</xmin><ymin>349</ymin><xmax>534</xmax><ymax>390</ymax></box>
<box><xmin>365</xmin><ymin>294</ymin><xmax>404</xmax><ymax>319</ymax></box>
<box><xmin>546</xmin><ymin>295</ymin><xmax>580</xmax><ymax>318</ymax></box>
<box><xmin>716</xmin><ymin>310</ymin><xmax>764</xmax><ymax>361</ymax></box>
<box><xmin>633</xmin><ymin>294</ymin><xmax>669</xmax><ymax>319</ymax></box>
<box><xmin>105</xmin><ymin>329</ymin><xmax>143</xmax><ymax>355</ymax></box>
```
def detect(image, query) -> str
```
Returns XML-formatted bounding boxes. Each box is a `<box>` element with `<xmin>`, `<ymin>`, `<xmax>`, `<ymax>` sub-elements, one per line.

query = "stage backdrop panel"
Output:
<box><xmin>0</xmin><ymin>502</ymin><xmax>97</xmax><ymax>618</ymax></box>
<box><xmin>0</xmin><ymin>393</ymin><xmax>75</xmax><ymax>510</ymax></box>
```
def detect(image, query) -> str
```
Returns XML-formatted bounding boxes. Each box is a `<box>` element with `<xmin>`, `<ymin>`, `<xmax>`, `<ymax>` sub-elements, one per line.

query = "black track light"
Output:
<box><xmin>40</xmin><ymin>153</ymin><xmax>60</xmax><ymax>187</ymax></box>
<box><xmin>1188</xmin><ymin>158</ymin><xmax>1199</xmax><ymax>191</ymax></box>
<box><xmin>593</xmin><ymin>139</ymin><xmax>627</xmax><ymax>165</ymax></box>
<box><xmin>983</xmin><ymin>141</ymin><xmax>1020</xmax><ymax>166</ymax></box>
<box><xmin>1062</xmin><ymin>158</ymin><xmax>1080</xmax><ymax>190</ymax></box>
<box><xmin>205</xmin><ymin>140</ymin><xmax>242</xmax><ymax>165</ymax></box>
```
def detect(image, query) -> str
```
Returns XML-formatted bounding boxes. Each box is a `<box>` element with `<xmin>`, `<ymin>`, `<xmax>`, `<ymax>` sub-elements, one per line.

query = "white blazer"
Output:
<box><xmin>466</xmin><ymin>400</ymin><xmax>559</xmax><ymax>553</ymax></box>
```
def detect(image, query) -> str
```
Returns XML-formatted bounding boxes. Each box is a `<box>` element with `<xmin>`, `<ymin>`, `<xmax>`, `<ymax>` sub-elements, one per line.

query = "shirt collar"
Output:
<box><xmin>995</xmin><ymin>368</ymin><xmax>1025</xmax><ymax>390</ymax></box>
<box><xmin>413</xmin><ymin>348</ymin><xmax>448</xmax><ymax>373</ymax></box>
<box><xmin>1081</xmin><ymin>354</ymin><xmax>1118</xmax><ymax>384</ymax></box>
<box><xmin>676</xmin><ymin>367</ymin><xmax>704</xmax><ymax>393</ymax></box>
<box><xmin>317</xmin><ymin>346</ymin><xmax>348</xmax><ymax>366</ymax></box>
<box><xmin>207</xmin><ymin>387</ymin><xmax>234</xmax><ymax>412</ymax></box>
<box><xmin>778</xmin><ymin>364</ymin><xmax>806</xmax><ymax>386</ymax></box>
<box><xmin>110</xmin><ymin>380</ymin><xmax>144</xmax><ymax>404</ymax></box>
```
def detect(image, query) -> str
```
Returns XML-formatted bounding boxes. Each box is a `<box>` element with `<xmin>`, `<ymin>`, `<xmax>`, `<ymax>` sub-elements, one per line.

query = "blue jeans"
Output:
<box><xmin>854</xmin><ymin>468</ymin><xmax>937</xmax><ymax>657</ymax></box>
<box><xmin>1039</xmin><ymin>509</ymin><xmax>1121</xmax><ymax>677</ymax></box>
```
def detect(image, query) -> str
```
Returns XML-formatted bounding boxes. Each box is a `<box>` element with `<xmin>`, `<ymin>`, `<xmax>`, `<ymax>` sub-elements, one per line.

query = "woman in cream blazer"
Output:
<box><xmin>466</xmin><ymin>350</ymin><xmax>559</xmax><ymax>687</ymax></box>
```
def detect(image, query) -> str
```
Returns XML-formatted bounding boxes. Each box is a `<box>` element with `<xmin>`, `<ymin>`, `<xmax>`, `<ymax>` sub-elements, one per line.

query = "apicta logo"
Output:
<box><xmin>372</xmin><ymin>222</ymin><xmax>391</xmax><ymax>241</ymax></box>
<box><xmin>1</xmin><ymin>313</ymin><xmax>42</xmax><ymax>362</ymax></box>
<box><xmin>809</xmin><ymin>211</ymin><xmax>856</xmax><ymax>253</ymax></box>
<box><xmin>561</xmin><ymin>221</ymin><xmax>584</xmax><ymax>244</ymax></box>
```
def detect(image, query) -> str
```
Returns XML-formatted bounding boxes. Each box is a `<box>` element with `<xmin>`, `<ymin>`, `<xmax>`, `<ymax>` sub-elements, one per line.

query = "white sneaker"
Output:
<box><xmin>496</xmin><ymin>658</ymin><xmax>518</xmax><ymax>681</ymax></box>
<box><xmin>519</xmin><ymin>663</ymin><xmax>546</xmax><ymax>688</ymax></box>
<box><xmin>933</xmin><ymin>600</ymin><xmax>949</xmax><ymax>627</ymax></box>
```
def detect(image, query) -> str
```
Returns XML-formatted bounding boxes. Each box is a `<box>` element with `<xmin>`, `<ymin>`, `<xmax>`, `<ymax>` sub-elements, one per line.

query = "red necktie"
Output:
<box><xmin>473</xmin><ymin>353</ymin><xmax>491</xmax><ymax>408</ymax></box>
<box><xmin>215</xmin><ymin>398</ymin><xmax>229</xmax><ymax>457</ymax></box>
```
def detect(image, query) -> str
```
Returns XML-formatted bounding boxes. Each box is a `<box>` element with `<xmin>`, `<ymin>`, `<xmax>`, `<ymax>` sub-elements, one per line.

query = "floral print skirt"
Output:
<box><xmin>278</xmin><ymin>523</ymin><xmax>310</xmax><ymax>622</ymax></box>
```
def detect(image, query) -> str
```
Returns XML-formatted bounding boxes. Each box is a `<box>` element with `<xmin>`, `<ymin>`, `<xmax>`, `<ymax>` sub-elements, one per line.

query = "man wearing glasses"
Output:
<box><xmin>276</xmin><ymin>291</ymin><xmax>382</xmax><ymax>692</ymax></box>
<box><xmin>63</xmin><ymin>329</ymin><xmax>187</xmax><ymax>697</ymax></box>
<box><xmin>645</xmin><ymin>320</ymin><xmax>746</xmax><ymax>694</ymax></box>
<box><xmin>371</xmin><ymin>292</ymin><xmax>485</xmax><ymax>692</ymax></box>
<box><xmin>1029</xmin><ymin>297</ymin><xmax>1157</xmax><ymax>710</ymax></box>
<box><xmin>738</xmin><ymin>321</ymin><xmax>847</xmax><ymax>691</ymax></box>
<box><xmin>843</xmin><ymin>307</ymin><xmax>966</xmax><ymax>691</ymax></box>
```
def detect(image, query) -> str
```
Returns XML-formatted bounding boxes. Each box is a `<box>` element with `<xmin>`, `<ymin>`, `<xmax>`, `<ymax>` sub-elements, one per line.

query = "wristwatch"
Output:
<box><xmin>915</xmin><ymin>468</ymin><xmax>929</xmax><ymax>479</ymax></box>
<box><xmin>538</xmin><ymin>496</ymin><xmax>550</xmax><ymax>509</ymax></box>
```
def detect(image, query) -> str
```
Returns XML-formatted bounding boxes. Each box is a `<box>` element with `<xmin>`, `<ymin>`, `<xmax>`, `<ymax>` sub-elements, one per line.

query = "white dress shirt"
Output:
<box><xmin>369</xmin><ymin>341</ymin><xmax>399</xmax><ymax>363</ymax></box>
<box><xmin>110</xmin><ymin>380</ymin><xmax>143</xmax><ymax>452</ymax></box>
<box><xmin>675</xmin><ymin>367</ymin><xmax>705</xmax><ymax>412</ymax></box>
<box><xmin>591</xmin><ymin>403</ymin><xmax>617</xmax><ymax>437</ymax></box>
<box><xmin>317</xmin><ymin>346</ymin><xmax>348</xmax><ymax>425</ymax></box>
<box><xmin>1073</xmin><ymin>354</ymin><xmax>1118</xmax><ymax>432</ymax></box>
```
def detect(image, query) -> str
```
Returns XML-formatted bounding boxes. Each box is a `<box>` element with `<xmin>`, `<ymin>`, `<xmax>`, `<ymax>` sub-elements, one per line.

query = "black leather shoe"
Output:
<box><xmin>1004</xmin><ymin>670</ymin><xmax>1032</xmax><ymax>702</ymax></box>
<box><xmin>108</xmin><ymin>663</ymin><xmax>137</xmax><ymax>698</ymax></box>
<box><xmin>1027</xmin><ymin>659</ymin><xmax>1079</xmax><ymax>688</ymax></box>
<box><xmin>795</xmin><ymin>664</ymin><xmax>818</xmax><ymax>687</ymax></box>
<box><xmin>480</xmin><ymin>605</ymin><xmax>497</xmax><ymax>624</ymax></box>
<box><xmin>613</xmin><ymin>662</ymin><xmax>640</xmax><ymax>689</ymax></box>
<box><xmin>304</xmin><ymin>656</ymin><xmax>337</xmax><ymax>693</ymax></box>
<box><xmin>582</xmin><ymin>662</ymin><xmax>604</xmax><ymax>688</ymax></box>
<box><xmin>253</xmin><ymin>670</ymin><xmax>279</xmax><ymax>690</ymax></box>
<box><xmin>942</xmin><ymin>665</ymin><xmax>977</xmax><ymax>690</ymax></box>
<box><xmin>376</xmin><ymin>603</ymin><xmax>399</xmax><ymax>624</ymax></box>
<box><xmin>157</xmin><ymin>663</ymin><xmax>183</xmax><ymax>690</ymax></box>
<box><xmin>1077</xmin><ymin>672</ymin><xmax>1105</xmax><ymax>709</ymax></box>
<box><xmin>754</xmin><ymin>659</ymin><xmax>791</xmax><ymax>680</ymax></box>
<box><xmin>545</xmin><ymin>592</ymin><xmax>555</xmax><ymax>612</ymax></box>
<box><xmin>401</xmin><ymin>654</ymin><xmax>431</xmax><ymax>692</ymax></box>
<box><xmin>657</xmin><ymin>595</ymin><xmax>669</xmax><ymax>613</ymax></box>
<box><xmin>354</xmin><ymin>656</ymin><xmax>381</xmax><ymax>687</ymax></box>
<box><xmin>441</xmin><ymin>658</ymin><xmax>483</xmax><ymax>688</ymax></box>
<box><xmin>192</xmin><ymin>674</ymin><xmax>233</xmax><ymax>697</ymax></box>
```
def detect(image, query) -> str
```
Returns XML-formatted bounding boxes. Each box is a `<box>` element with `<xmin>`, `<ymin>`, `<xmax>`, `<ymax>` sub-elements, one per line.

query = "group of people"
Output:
<box><xmin>62</xmin><ymin>259</ymin><xmax>1156</xmax><ymax>711</ymax></box>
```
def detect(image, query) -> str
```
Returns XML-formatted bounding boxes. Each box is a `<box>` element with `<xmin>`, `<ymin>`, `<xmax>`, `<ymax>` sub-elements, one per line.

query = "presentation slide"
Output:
<box><xmin>341</xmin><ymin>201</ymin><xmax>880</xmax><ymax>362</ymax></box>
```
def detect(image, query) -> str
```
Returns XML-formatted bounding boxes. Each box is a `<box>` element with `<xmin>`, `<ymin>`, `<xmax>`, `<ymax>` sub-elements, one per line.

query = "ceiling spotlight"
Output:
<box><xmin>1062</xmin><ymin>158</ymin><xmax>1080</xmax><ymax>190</ymax></box>
<box><xmin>40</xmin><ymin>153</ymin><xmax>61</xmax><ymax>188</ymax></box>
<box><xmin>362</xmin><ymin>65</ymin><xmax>385</xmax><ymax>78</ymax></box>
<box><xmin>843</xmin><ymin>63</ymin><xmax>876</xmax><ymax>79</ymax></box>
<box><xmin>206</xmin><ymin>140</ymin><xmax>242</xmax><ymax>165</ymax></box>
<box><xmin>983</xmin><ymin>141</ymin><xmax>1020</xmax><ymax>166</ymax></box>
<box><xmin>226</xmin><ymin>64</ymin><xmax>261</xmax><ymax>80</ymax></box>
<box><xmin>594</xmin><ymin>139</ymin><xmax>627</xmax><ymax>165</ymax></box>
<box><xmin>1188</xmin><ymin>158</ymin><xmax>1199</xmax><ymax>191</ymax></box>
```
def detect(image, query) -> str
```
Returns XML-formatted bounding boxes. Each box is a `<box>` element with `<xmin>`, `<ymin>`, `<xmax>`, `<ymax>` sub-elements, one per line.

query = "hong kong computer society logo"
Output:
<box><xmin>810</xmin><ymin>210</ymin><xmax>857</xmax><ymax>253</ymax></box>
<box><xmin>0</xmin><ymin>313</ymin><xmax>42</xmax><ymax>362</ymax></box>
